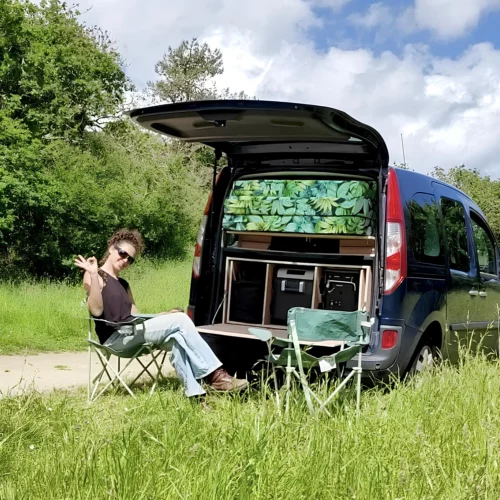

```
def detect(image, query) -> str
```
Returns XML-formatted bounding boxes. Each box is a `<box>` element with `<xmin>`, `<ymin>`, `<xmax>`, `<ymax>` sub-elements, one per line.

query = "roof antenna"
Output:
<box><xmin>400</xmin><ymin>133</ymin><xmax>407</xmax><ymax>168</ymax></box>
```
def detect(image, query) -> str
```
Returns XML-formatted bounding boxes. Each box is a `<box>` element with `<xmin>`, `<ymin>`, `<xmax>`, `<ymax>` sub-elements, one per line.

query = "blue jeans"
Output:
<box><xmin>104</xmin><ymin>313</ymin><xmax>222</xmax><ymax>397</ymax></box>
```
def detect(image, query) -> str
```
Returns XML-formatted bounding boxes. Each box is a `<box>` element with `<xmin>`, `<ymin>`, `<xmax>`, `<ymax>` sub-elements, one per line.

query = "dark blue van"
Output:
<box><xmin>130</xmin><ymin>100</ymin><xmax>500</xmax><ymax>378</ymax></box>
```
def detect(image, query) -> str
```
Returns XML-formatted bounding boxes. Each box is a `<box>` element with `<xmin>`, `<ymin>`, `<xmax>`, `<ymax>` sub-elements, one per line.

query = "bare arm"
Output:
<box><xmin>127</xmin><ymin>287</ymin><xmax>139</xmax><ymax>315</ymax></box>
<box><xmin>75</xmin><ymin>256</ymin><xmax>103</xmax><ymax>317</ymax></box>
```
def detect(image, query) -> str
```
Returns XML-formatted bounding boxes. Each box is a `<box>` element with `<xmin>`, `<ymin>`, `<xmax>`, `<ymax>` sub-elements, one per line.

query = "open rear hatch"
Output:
<box><xmin>129</xmin><ymin>101</ymin><xmax>389</xmax><ymax>361</ymax></box>
<box><xmin>128</xmin><ymin>100</ymin><xmax>389</xmax><ymax>167</ymax></box>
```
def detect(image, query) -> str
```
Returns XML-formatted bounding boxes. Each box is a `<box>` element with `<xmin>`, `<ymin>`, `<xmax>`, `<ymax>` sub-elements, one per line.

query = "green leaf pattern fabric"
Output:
<box><xmin>223</xmin><ymin>179</ymin><xmax>377</xmax><ymax>235</ymax></box>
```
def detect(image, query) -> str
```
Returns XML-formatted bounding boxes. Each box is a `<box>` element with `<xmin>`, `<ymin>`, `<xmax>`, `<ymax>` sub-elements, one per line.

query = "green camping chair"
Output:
<box><xmin>249</xmin><ymin>307</ymin><xmax>373</xmax><ymax>416</ymax></box>
<box><xmin>87</xmin><ymin>312</ymin><xmax>170</xmax><ymax>402</ymax></box>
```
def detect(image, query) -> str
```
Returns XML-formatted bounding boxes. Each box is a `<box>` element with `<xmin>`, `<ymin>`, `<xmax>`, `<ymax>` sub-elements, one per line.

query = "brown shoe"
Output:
<box><xmin>206</xmin><ymin>368</ymin><xmax>248</xmax><ymax>392</ymax></box>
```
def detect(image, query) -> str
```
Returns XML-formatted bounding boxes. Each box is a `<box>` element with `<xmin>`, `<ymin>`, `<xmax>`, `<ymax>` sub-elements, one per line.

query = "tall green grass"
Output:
<box><xmin>0</xmin><ymin>259</ymin><xmax>192</xmax><ymax>355</ymax></box>
<box><xmin>1</xmin><ymin>354</ymin><xmax>500</xmax><ymax>499</ymax></box>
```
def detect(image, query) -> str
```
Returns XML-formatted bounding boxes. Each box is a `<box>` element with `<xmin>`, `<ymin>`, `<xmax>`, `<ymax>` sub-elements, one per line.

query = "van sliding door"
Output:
<box><xmin>435</xmin><ymin>187</ymin><xmax>479</xmax><ymax>361</ymax></box>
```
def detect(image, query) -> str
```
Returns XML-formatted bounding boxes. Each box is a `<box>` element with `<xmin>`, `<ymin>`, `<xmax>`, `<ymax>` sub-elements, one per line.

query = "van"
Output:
<box><xmin>130</xmin><ymin>100</ymin><xmax>500</xmax><ymax>378</ymax></box>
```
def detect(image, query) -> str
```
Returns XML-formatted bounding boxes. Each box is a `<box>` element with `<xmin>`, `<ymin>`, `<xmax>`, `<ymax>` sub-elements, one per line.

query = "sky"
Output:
<box><xmin>71</xmin><ymin>0</ymin><xmax>500</xmax><ymax>177</ymax></box>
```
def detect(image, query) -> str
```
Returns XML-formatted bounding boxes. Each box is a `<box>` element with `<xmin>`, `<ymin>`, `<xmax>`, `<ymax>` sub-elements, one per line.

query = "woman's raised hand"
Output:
<box><xmin>74</xmin><ymin>255</ymin><xmax>98</xmax><ymax>274</ymax></box>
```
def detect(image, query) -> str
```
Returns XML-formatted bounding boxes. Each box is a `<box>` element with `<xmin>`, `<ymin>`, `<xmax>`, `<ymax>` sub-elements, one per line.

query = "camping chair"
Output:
<box><xmin>249</xmin><ymin>307</ymin><xmax>373</xmax><ymax>416</ymax></box>
<box><xmin>86</xmin><ymin>311</ymin><xmax>170</xmax><ymax>402</ymax></box>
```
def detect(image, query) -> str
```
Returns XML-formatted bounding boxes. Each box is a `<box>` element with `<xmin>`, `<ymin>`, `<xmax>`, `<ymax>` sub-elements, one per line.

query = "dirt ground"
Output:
<box><xmin>0</xmin><ymin>351</ymin><xmax>173</xmax><ymax>398</ymax></box>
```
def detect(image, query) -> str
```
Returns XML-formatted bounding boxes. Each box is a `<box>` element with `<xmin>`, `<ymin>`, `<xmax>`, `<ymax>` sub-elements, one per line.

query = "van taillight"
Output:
<box><xmin>384</xmin><ymin>169</ymin><xmax>407</xmax><ymax>294</ymax></box>
<box><xmin>381</xmin><ymin>329</ymin><xmax>398</xmax><ymax>349</ymax></box>
<box><xmin>193</xmin><ymin>213</ymin><xmax>208</xmax><ymax>279</ymax></box>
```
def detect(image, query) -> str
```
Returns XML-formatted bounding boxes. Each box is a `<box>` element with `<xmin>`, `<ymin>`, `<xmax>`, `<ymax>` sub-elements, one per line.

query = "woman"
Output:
<box><xmin>74</xmin><ymin>228</ymin><xmax>248</xmax><ymax>397</ymax></box>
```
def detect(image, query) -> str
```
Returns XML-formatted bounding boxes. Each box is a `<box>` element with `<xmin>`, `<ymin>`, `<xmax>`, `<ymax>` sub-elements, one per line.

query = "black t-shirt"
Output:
<box><xmin>93</xmin><ymin>270</ymin><xmax>134</xmax><ymax>343</ymax></box>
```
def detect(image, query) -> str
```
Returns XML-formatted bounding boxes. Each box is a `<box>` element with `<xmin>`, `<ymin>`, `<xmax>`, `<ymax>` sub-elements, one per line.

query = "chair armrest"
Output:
<box><xmin>248</xmin><ymin>327</ymin><xmax>290</xmax><ymax>347</ymax></box>
<box><xmin>131</xmin><ymin>313</ymin><xmax>160</xmax><ymax>320</ymax></box>
<box><xmin>93</xmin><ymin>316</ymin><xmax>147</xmax><ymax>328</ymax></box>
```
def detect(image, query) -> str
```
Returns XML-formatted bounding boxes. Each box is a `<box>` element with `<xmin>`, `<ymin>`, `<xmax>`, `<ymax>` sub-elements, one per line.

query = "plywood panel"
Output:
<box><xmin>197</xmin><ymin>323</ymin><xmax>344</xmax><ymax>347</ymax></box>
<box><xmin>226</xmin><ymin>230</ymin><xmax>375</xmax><ymax>241</ymax></box>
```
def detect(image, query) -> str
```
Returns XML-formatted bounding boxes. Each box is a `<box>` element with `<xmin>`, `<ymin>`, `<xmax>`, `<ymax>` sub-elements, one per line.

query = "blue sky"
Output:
<box><xmin>72</xmin><ymin>0</ymin><xmax>500</xmax><ymax>177</ymax></box>
<box><xmin>309</xmin><ymin>0</ymin><xmax>500</xmax><ymax>59</ymax></box>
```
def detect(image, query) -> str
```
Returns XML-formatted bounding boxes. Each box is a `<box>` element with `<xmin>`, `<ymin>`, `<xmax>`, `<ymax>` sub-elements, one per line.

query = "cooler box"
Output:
<box><xmin>271</xmin><ymin>268</ymin><xmax>314</xmax><ymax>325</ymax></box>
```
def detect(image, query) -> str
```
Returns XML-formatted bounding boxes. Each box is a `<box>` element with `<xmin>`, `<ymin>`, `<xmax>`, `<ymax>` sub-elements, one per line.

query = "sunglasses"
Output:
<box><xmin>114</xmin><ymin>245</ymin><xmax>135</xmax><ymax>265</ymax></box>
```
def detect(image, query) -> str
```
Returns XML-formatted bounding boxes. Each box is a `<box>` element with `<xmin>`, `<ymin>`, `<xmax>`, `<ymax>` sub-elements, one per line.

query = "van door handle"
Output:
<box><xmin>469</xmin><ymin>289</ymin><xmax>479</xmax><ymax>296</ymax></box>
<box><xmin>479</xmin><ymin>291</ymin><xmax>488</xmax><ymax>297</ymax></box>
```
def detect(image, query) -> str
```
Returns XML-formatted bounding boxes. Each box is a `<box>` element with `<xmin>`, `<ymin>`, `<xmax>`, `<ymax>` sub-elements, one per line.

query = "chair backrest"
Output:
<box><xmin>287</xmin><ymin>307</ymin><xmax>370</xmax><ymax>344</ymax></box>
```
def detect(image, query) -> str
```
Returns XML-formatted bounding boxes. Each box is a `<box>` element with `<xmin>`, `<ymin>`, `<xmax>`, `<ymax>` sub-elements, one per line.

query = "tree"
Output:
<box><xmin>394</xmin><ymin>162</ymin><xmax>410</xmax><ymax>170</ymax></box>
<box><xmin>0</xmin><ymin>0</ymin><xmax>131</xmax><ymax>141</ymax></box>
<box><xmin>431</xmin><ymin>165</ymin><xmax>500</xmax><ymax>241</ymax></box>
<box><xmin>0</xmin><ymin>0</ymin><xmax>132</xmax><ymax>277</ymax></box>
<box><xmin>148</xmin><ymin>38</ymin><xmax>250</xmax><ymax>103</ymax></box>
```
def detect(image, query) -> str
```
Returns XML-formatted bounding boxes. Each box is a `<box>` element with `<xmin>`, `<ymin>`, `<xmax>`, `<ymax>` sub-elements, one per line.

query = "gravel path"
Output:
<box><xmin>0</xmin><ymin>351</ymin><xmax>173</xmax><ymax>397</ymax></box>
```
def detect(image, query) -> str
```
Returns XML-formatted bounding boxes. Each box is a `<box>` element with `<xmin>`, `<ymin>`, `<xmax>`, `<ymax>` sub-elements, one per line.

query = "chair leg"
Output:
<box><xmin>88</xmin><ymin>344</ymin><xmax>92</xmax><ymax>403</ymax></box>
<box><xmin>92</xmin><ymin>349</ymin><xmax>144</xmax><ymax>400</ymax></box>
<box><xmin>149</xmin><ymin>350</ymin><xmax>168</xmax><ymax>396</ymax></box>
<box><xmin>285</xmin><ymin>365</ymin><xmax>292</xmax><ymax>415</ymax></box>
<box><xmin>130</xmin><ymin>357</ymin><xmax>157</xmax><ymax>386</ymax></box>
<box><xmin>317</xmin><ymin>369</ymin><xmax>356</xmax><ymax>413</ymax></box>
<box><xmin>92</xmin><ymin>353</ymin><xmax>113</xmax><ymax>384</ymax></box>
<box><xmin>356</xmin><ymin>352</ymin><xmax>362</xmax><ymax>418</ymax></box>
<box><xmin>90</xmin><ymin>351</ymin><xmax>113</xmax><ymax>402</ymax></box>
<box><xmin>265</xmin><ymin>341</ymin><xmax>281</xmax><ymax>412</ymax></box>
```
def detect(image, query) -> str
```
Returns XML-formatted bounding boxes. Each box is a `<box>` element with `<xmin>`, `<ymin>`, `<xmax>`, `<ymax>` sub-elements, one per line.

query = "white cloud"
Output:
<box><xmin>75</xmin><ymin>0</ymin><xmax>321</xmax><ymax>87</ymax></box>
<box><xmin>413</xmin><ymin>0</ymin><xmax>500</xmax><ymax>39</ymax></box>
<box><xmin>204</xmin><ymin>34</ymin><xmax>500</xmax><ymax>176</ymax></box>
<box><xmin>348</xmin><ymin>2</ymin><xmax>394</xmax><ymax>29</ymax></box>
<box><xmin>64</xmin><ymin>1</ymin><xmax>500</xmax><ymax>177</ymax></box>
<box><xmin>307</xmin><ymin>0</ymin><xmax>351</xmax><ymax>9</ymax></box>
<box><xmin>348</xmin><ymin>1</ymin><xmax>500</xmax><ymax>40</ymax></box>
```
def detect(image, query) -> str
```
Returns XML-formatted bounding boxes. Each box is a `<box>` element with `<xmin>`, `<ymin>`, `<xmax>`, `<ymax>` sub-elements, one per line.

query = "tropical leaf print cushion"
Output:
<box><xmin>223</xmin><ymin>179</ymin><xmax>377</xmax><ymax>236</ymax></box>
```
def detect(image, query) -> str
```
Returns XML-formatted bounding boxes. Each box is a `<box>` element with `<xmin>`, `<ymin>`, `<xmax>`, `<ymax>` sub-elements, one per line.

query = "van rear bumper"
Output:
<box><xmin>201</xmin><ymin>322</ymin><xmax>423</xmax><ymax>379</ymax></box>
<box><xmin>346</xmin><ymin>323</ymin><xmax>422</xmax><ymax>376</ymax></box>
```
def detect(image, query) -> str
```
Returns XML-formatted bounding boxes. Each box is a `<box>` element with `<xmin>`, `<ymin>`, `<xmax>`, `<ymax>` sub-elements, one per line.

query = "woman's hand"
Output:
<box><xmin>74</xmin><ymin>255</ymin><xmax>98</xmax><ymax>275</ymax></box>
<box><xmin>159</xmin><ymin>307</ymin><xmax>184</xmax><ymax>315</ymax></box>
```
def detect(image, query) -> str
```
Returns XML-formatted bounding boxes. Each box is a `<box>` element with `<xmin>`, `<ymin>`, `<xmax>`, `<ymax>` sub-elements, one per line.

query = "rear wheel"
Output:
<box><xmin>408</xmin><ymin>337</ymin><xmax>437</xmax><ymax>376</ymax></box>
<box><xmin>411</xmin><ymin>344</ymin><xmax>434</xmax><ymax>373</ymax></box>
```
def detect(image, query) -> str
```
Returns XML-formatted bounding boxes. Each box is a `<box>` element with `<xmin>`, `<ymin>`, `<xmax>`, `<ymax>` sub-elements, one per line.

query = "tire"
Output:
<box><xmin>408</xmin><ymin>338</ymin><xmax>437</xmax><ymax>376</ymax></box>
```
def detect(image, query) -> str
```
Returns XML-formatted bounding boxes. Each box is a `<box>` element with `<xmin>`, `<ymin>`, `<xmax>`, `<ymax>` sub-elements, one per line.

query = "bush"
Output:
<box><xmin>0</xmin><ymin>120</ymin><xmax>210</xmax><ymax>279</ymax></box>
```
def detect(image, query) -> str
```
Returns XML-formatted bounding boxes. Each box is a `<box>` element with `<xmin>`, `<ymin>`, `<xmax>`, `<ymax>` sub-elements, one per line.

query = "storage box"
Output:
<box><xmin>339</xmin><ymin>246</ymin><xmax>375</xmax><ymax>255</ymax></box>
<box><xmin>338</xmin><ymin>239</ymin><xmax>375</xmax><ymax>247</ymax></box>
<box><xmin>237</xmin><ymin>234</ymin><xmax>272</xmax><ymax>250</ymax></box>
<box><xmin>271</xmin><ymin>268</ymin><xmax>314</xmax><ymax>324</ymax></box>
<box><xmin>321</xmin><ymin>270</ymin><xmax>360</xmax><ymax>312</ymax></box>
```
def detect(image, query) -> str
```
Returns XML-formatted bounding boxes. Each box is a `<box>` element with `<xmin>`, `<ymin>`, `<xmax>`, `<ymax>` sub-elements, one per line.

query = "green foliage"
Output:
<box><xmin>432</xmin><ymin>165</ymin><xmax>500</xmax><ymax>242</ymax></box>
<box><xmin>0</xmin><ymin>0</ymin><xmax>130</xmax><ymax>141</ymax></box>
<box><xmin>223</xmin><ymin>179</ymin><xmax>377</xmax><ymax>235</ymax></box>
<box><xmin>1</xmin><ymin>120</ymin><xmax>208</xmax><ymax>278</ymax></box>
<box><xmin>0</xmin><ymin>258</ymin><xmax>192</xmax><ymax>354</ymax></box>
<box><xmin>0</xmin><ymin>3</ymin><xmax>213</xmax><ymax>279</ymax></box>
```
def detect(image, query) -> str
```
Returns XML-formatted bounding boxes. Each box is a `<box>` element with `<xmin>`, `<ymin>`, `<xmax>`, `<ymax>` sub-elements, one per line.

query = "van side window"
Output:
<box><xmin>409</xmin><ymin>194</ymin><xmax>443</xmax><ymax>265</ymax></box>
<box><xmin>440</xmin><ymin>198</ymin><xmax>470</xmax><ymax>273</ymax></box>
<box><xmin>470</xmin><ymin>213</ymin><xmax>497</xmax><ymax>277</ymax></box>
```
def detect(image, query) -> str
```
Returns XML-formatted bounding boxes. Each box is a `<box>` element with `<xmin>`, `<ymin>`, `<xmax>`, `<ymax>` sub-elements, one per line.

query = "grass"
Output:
<box><xmin>1</xmin><ymin>354</ymin><xmax>500</xmax><ymax>499</ymax></box>
<box><xmin>2</xmin><ymin>258</ymin><xmax>500</xmax><ymax>497</ymax></box>
<box><xmin>0</xmin><ymin>259</ymin><xmax>192</xmax><ymax>355</ymax></box>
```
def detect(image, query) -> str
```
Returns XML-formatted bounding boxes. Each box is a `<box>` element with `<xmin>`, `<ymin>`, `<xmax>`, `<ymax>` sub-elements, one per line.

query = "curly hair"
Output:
<box><xmin>100</xmin><ymin>228</ymin><xmax>144</xmax><ymax>265</ymax></box>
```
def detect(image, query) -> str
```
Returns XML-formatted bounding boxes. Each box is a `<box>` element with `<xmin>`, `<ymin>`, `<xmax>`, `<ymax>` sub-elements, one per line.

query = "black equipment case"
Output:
<box><xmin>271</xmin><ymin>267</ymin><xmax>314</xmax><ymax>324</ymax></box>
<box><xmin>321</xmin><ymin>270</ymin><xmax>360</xmax><ymax>312</ymax></box>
